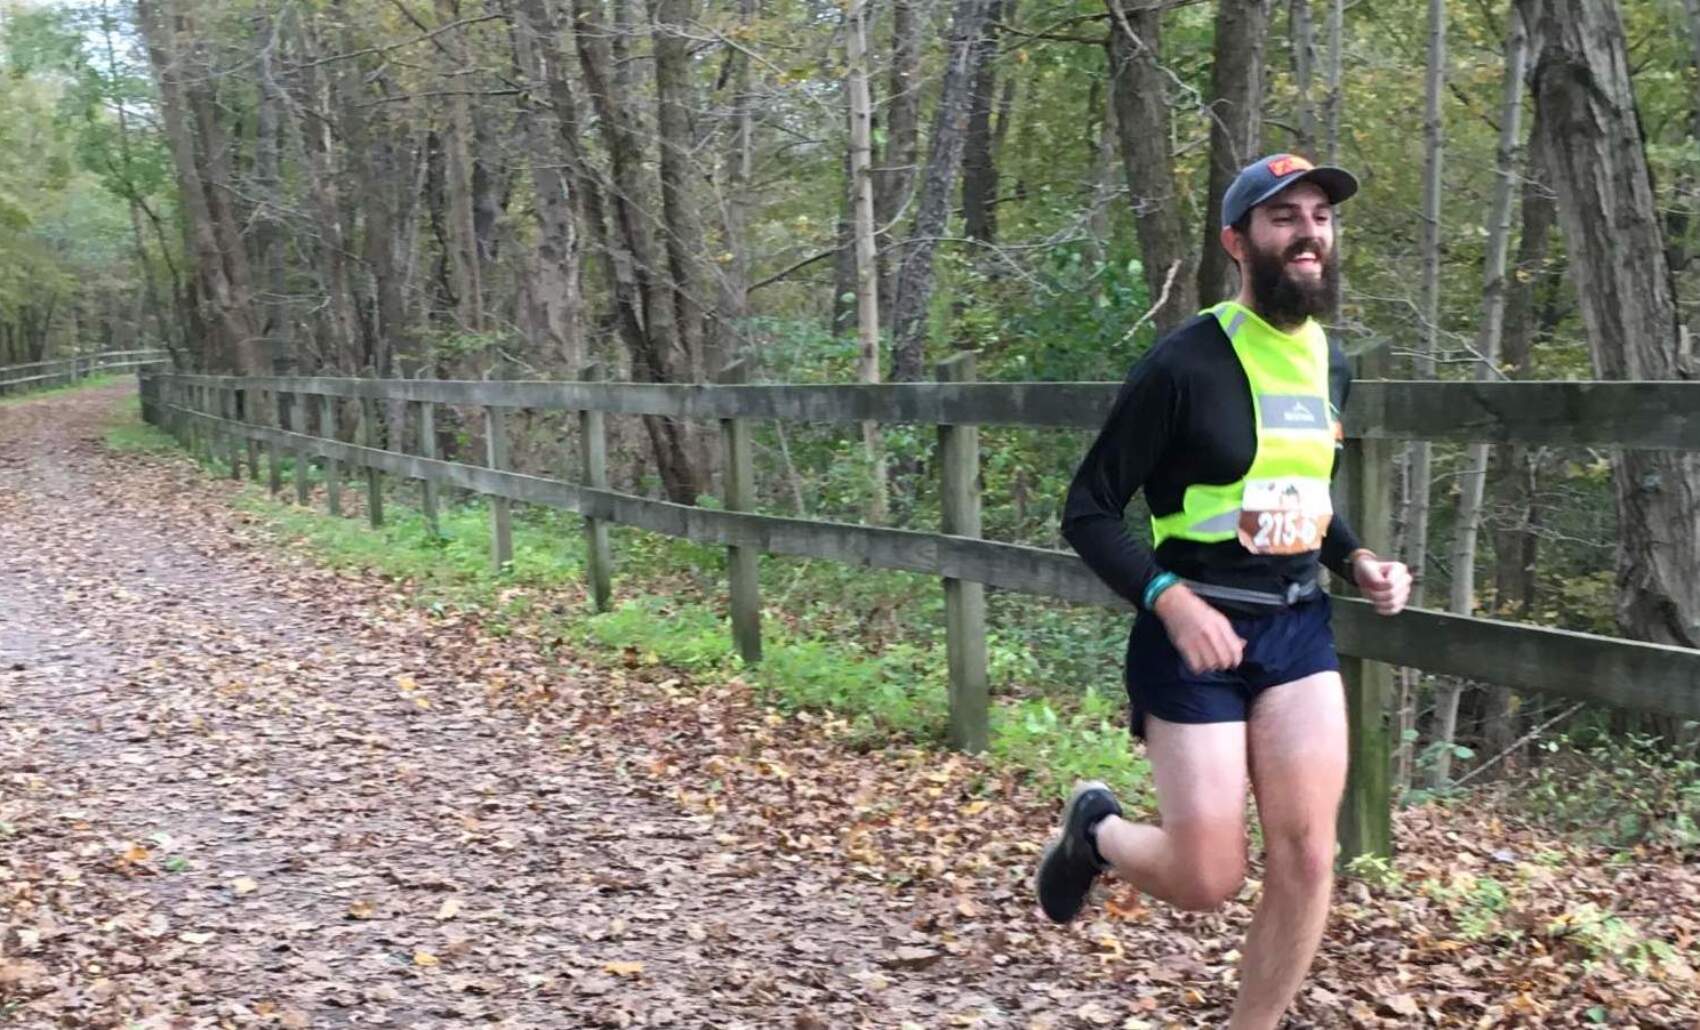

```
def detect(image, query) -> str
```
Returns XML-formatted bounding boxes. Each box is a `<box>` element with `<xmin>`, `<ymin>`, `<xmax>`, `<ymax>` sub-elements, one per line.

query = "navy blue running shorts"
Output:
<box><xmin>1124</xmin><ymin>593</ymin><xmax>1340</xmax><ymax>739</ymax></box>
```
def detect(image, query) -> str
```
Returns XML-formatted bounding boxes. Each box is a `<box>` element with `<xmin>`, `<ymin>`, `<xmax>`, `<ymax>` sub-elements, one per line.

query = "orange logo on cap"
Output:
<box><xmin>1267</xmin><ymin>155</ymin><xmax>1314</xmax><ymax>176</ymax></box>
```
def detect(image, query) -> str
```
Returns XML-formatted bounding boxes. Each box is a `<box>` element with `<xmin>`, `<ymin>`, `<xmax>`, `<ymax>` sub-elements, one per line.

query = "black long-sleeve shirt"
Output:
<box><xmin>1061</xmin><ymin>312</ymin><xmax>1363</xmax><ymax>611</ymax></box>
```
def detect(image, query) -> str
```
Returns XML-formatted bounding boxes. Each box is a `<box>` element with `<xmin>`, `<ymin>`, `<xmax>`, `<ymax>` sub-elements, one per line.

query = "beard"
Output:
<box><xmin>1243</xmin><ymin>236</ymin><xmax>1338</xmax><ymax>330</ymax></box>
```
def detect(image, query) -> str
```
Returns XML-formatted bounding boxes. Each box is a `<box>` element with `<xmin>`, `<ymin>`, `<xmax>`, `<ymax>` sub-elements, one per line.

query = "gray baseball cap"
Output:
<box><xmin>1221</xmin><ymin>153</ymin><xmax>1358</xmax><ymax>229</ymax></box>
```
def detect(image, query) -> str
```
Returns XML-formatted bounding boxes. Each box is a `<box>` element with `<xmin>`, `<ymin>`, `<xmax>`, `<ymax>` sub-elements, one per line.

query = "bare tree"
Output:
<box><xmin>876</xmin><ymin>0</ymin><xmax>927</xmax><ymax>327</ymax></box>
<box><xmin>136</xmin><ymin>0</ymin><xmax>262</xmax><ymax>373</ymax></box>
<box><xmin>848</xmin><ymin>0</ymin><xmax>890</xmax><ymax>522</ymax></box>
<box><xmin>1197</xmin><ymin>0</ymin><xmax>1272</xmax><ymax>305</ymax></box>
<box><xmin>510</xmin><ymin>0</ymin><xmax>584</xmax><ymax>372</ymax></box>
<box><xmin>888</xmin><ymin>0</ymin><xmax>996</xmax><ymax>383</ymax></box>
<box><xmin>573</xmin><ymin>0</ymin><xmax>705</xmax><ymax>502</ymax></box>
<box><xmin>1105</xmin><ymin>0</ymin><xmax>1197</xmax><ymax>336</ymax></box>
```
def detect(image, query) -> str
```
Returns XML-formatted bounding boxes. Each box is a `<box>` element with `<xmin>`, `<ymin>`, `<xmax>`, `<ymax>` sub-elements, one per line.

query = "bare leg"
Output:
<box><xmin>1094</xmin><ymin>717</ymin><xmax>1251</xmax><ymax>911</ymax></box>
<box><xmin>1229</xmin><ymin>672</ymin><xmax>1348</xmax><ymax>1030</ymax></box>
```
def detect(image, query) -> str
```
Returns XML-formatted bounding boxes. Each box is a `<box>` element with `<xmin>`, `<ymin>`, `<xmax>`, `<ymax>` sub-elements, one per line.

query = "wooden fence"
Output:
<box><xmin>0</xmin><ymin>350</ymin><xmax>169</xmax><ymax>395</ymax></box>
<box><xmin>136</xmin><ymin>365</ymin><xmax>1700</xmax><ymax>861</ymax></box>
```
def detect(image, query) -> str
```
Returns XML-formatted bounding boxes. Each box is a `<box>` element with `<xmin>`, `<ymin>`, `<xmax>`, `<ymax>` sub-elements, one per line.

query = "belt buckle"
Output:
<box><xmin>1284</xmin><ymin>581</ymin><xmax>1303</xmax><ymax>606</ymax></box>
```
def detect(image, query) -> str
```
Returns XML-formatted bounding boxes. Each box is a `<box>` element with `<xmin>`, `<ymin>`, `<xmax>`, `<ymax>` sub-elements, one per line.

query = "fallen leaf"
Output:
<box><xmin>602</xmin><ymin>960</ymin><xmax>644</xmax><ymax>977</ymax></box>
<box><xmin>882</xmin><ymin>946</ymin><xmax>942</xmax><ymax>970</ymax></box>
<box><xmin>231</xmin><ymin>876</ymin><xmax>258</xmax><ymax>895</ymax></box>
<box><xmin>348</xmin><ymin>899</ymin><xmax>376</xmax><ymax>920</ymax></box>
<box><xmin>1385</xmin><ymin>993</ymin><xmax>1421</xmax><ymax>1017</ymax></box>
<box><xmin>179</xmin><ymin>931</ymin><xmax>214</xmax><ymax>945</ymax></box>
<box><xmin>413</xmin><ymin>949</ymin><xmax>440</xmax><ymax>967</ymax></box>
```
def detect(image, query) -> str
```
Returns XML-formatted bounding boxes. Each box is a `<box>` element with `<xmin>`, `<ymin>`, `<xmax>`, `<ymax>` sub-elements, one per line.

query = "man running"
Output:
<box><xmin>1038</xmin><ymin>154</ymin><xmax>1412</xmax><ymax>1030</ymax></box>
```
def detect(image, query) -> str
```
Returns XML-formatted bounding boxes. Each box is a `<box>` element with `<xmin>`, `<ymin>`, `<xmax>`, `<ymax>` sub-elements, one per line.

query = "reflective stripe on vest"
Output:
<box><xmin>1150</xmin><ymin>302</ymin><xmax>1336</xmax><ymax>549</ymax></box>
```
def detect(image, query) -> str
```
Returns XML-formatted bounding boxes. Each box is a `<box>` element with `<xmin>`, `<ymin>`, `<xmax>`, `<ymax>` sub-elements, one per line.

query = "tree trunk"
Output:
<box><xmin>136</xmin><ymin>0</ymin><xmax>261</xmax><ymax>373</ymax></box>
<box><xmin>888</xmin><ymin>0</ymin><xmax>996</xmax><ymax>383</ymax></box>
<box><xmin>287</xmin><ymin>10</ymin><xmax>361</xmax><ymax>372</ymax></box>
<box><xmin>1105</xmin><ymin>0</ymin><xmax>1198</xmax><ymax>338</ymax></box>
<box><xmin>1198</xmin><ymin>0</ymin><xmax>1272</xmax><ymax>305</ymax></box>
<box><xmin>848</xmin><ymin>0</ymin><xmax>890</xmax><ymax>523</ymax></box>
<box><xmin>574</xmin><ymin>0</ymin><xmax>705</xmax><ymax>502</ymax></box>
<box><xmin>1524</xmin><ymin>0</ymin><xmax>1700</xmax><ymax>671</ymax></box>
<box><xmin>1441</xmin><ymin>12</ymin><xmax>1528</xmax><ymax>783</ymax></box>
<box><xmin>1290</xmin><ymin>0</ymin><xmax>1316</xmax><ymax>155</ymax></box>
<box><xmin>1490</xmin><ymin>103</ymin><xmax>1556</xmax><ymax>646</ymax></box>
<box><xmin>255</xmin><ymin>6</ymin><xmax>293</xmax><ymax>374</ymax></box>
<box><xmin>719</xmin><ymin>0</ymin><xmax>757</xmax><ymax>344</ymax></box>
<box><xmin>651</xmin><ymin>0</ymin><xmax>715</xmax><ymax>382</ymax></box>
<box><xmin>512</xmin><ymin>0</ymin><xmax>584</xmax><ymax>372</ymax></box>
<box><xmin>436</xmin><ymin>0</ymin><xmax>484</xmax><ymax>333</ymax></box>
<box><xmin>876</xmin><ymin>0</ymin><xmax>926</xmax><ymax>328</ymax></box>
<box><xmin>1324</xmin><ymin>0</ymin><xmax>1343</xmax><ymax>162</ymax></box>
<box><xmin>1670</xmin><ymin>0</ymin><xmax>1700</xmax><ymax>282</ymax></box>
<box><xmin>1408</xmin><ymin>0</ymin><xmax>1445</xmax><ymax>787</ymax></box>
<box><xmin>1084</xmin><ymin>76</ymin><xmax>1116</xmax><ymax>299</ymax></box>
<box><xmin>961</xmin><ymin>1</ymin><xmax>1003</xmax><ymax>244</ymax></box>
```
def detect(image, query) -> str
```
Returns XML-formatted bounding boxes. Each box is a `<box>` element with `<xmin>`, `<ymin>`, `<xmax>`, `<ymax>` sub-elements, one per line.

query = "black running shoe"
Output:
<box><xmin>1034</xmin><ymin>780</ymin><xmax>1123</xmax><ymax>924</ymax></box>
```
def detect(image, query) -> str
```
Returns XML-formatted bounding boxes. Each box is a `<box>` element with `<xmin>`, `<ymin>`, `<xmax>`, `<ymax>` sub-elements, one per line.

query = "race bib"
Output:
<box><xmin>1238</xmin><ymin>477</ymin><xmax>1332</xmax><ymax>555</ymax></box>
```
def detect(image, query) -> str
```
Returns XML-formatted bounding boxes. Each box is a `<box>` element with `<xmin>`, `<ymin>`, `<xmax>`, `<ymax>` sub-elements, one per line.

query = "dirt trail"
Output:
<box><xmin>2</xmin><ymin>386</ymin><xmax>1697</xmax><ymax>1029</ymax></box>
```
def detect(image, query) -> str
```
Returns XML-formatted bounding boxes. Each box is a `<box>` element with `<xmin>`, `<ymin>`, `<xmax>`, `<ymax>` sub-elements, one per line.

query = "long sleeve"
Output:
<box><xmin>1320</xmin><ymin>348</ymin><xmax>1364</xmax><ymax>581</ymax></box>
<box><xmin>1060</xmin><ymin>356</ymin><xmax>1177</xmax><ymax>610</ymax></box>
<box><xmin>1319</xmin><ymin>454</ymin><xmax>1364</xmax><ymax>582</ymax></box>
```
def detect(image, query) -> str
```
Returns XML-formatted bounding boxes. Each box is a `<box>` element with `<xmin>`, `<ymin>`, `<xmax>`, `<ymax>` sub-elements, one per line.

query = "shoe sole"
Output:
<box><xmin>1033</xmin><ymin>779</ymin><xmax>1112</xmax><ymax>921</ymax></box>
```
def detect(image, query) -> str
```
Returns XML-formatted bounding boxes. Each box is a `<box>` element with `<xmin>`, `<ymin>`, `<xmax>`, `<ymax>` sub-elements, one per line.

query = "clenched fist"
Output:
<box><xmin>1352</xmin><ymin>553</ymin><xmax>1412</xmax><ymax>615</ymax></box>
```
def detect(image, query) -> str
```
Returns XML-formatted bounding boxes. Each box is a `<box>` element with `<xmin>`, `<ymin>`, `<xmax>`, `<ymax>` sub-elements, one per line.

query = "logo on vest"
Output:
<box><xmin>1282</xmin><ymin>400</ymin><xmax>1317</xmax><ymax>424</ymax></box>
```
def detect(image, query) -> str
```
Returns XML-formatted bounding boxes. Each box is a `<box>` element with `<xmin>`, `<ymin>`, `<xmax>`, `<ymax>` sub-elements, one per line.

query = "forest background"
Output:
<box><xmin>2</xmin><ymin>0</ymin><xmax>1696</xmax><ymax>822</ymax></box>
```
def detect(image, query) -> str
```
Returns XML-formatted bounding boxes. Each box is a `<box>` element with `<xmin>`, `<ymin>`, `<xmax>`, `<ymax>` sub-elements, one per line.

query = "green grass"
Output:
<box><xmin>0</xmin><ymin>372</ymin><xmax>127</xmax><ymax>406</ymax></box>
<box><xmin>104</xmin><ymin>397</ymin><xmax>179</xmax><ymax>452</ymax></box>
<box><xmin>99</xmin><ymin>398</ymin><xmax>1157</xmax><ymax>807</ymax></box>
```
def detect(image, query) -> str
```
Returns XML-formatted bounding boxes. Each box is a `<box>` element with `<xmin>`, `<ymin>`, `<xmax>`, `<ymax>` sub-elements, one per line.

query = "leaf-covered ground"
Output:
<box><xmin>2</xmin><ymin>385</ymin><xmax>1697</xmax><ymax>1029</ymax></box>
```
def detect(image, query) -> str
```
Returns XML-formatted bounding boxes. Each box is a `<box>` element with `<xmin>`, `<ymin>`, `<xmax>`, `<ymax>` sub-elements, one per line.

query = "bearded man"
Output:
<box><xmin>1038</xmin><ymin>154</ymin><xmax>1412</xmax><ymax>1030</ymax></box>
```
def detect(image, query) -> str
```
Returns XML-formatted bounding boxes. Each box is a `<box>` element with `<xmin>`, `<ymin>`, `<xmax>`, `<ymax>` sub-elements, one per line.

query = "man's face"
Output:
<box><xmin>1230</xmin><ymin>181</ymin><xmax>1338</xmax><ymax>328</ymax></box>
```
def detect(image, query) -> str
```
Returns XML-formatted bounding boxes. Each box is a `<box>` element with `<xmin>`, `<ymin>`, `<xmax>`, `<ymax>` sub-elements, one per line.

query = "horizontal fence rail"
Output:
<box><xmin>1</xmin><ymin>350</ymin><xmax>169</xmax><ymax>394</ymax></box>
<box><xmin>165</xmin><ymin>373</ymin><xmax>1700</xmax><ymax>450</ymax></box>
<box><xmin>141</xmin><ymin>368</ymin><xmax>1700</xmax><ymax>863</ymax></box>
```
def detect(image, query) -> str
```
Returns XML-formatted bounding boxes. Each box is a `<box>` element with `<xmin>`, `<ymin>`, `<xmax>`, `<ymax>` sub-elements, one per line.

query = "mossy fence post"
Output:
<box><xmin>720</xmin><ymin>358</ymin><xmax>761</xmax><ymax>665</ymax></box>
<box><xmin>485</xmin><ymin>403</ymin><xmax>513</xmax><ymax>572</ymax></box>
<box><xmin>938</xmin><ymin>351</ymin><xmax>988</xmax><ymax>754</ymax></box>
<box><xmin>321</xmin><ymin>394</ymin><xmax>342</xmax><ymax>517</ymax></box>
<box><xmin>1339</xmin><ymin>347</ymin><xmax>1396</xmax><ymax>863</ymax></box>
<box><xmin>579</xmin><ymin>362</ymin><xmax>613</xmax><ymax>612</ymax></box>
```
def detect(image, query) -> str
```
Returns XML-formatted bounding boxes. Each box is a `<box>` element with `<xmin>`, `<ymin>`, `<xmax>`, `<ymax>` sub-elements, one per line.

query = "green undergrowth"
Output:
<box><xmin>102</xmin><ymin>400</ymin><xmax>1153</xmax><ymax>807</ymax></box>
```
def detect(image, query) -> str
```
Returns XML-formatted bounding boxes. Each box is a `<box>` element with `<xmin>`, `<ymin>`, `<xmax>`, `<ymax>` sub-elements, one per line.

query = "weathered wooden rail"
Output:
<box><xmin>137</xmin><ymin>366</ymin><xmax>1700</xmax><ymax>861</ymax></box>
<box><xmin>0</xmin><ymin>350</ymin><xmax>168</xmax><ymax>395</ymax></box>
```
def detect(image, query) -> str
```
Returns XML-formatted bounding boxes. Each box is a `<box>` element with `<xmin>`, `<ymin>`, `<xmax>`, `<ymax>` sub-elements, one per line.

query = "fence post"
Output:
<box><xmin>938</xmin><ymin>352</ymin><xmax>989</xmax><ymax>754</ymax></box>
<box><xmin>359</xmin><ymin>394</ymin><xmax>384</xmax><ymax>528</ymax></box>
<box><xmin>266</xmin><ymin>391</ymin><xmax>283</xmax><ymax>496</ymax></box>
<box><xmin>322</xmin><ymin>394</ymin><xmax>342</xmax><ymax>517</ymax></box>
<box><xmin>243</xmin><ymin>389</ymin><xmax>261</xmax><ymax>483</ymax></box>
<box><xmin>579</xmin><ymin>362</ymin><xmax>613</xmax><ymax>611</ymax></box>
<box><xmin>485</xmin><ymin>404</ymin><xmax>513</xmax><ymax>572</ymax></box>
<box><xmin>1339</xmin><ymin>348</ymin><xmax>1396</xmax><ymax>864</ymax></box>
<box><xmin>288</xmin><ymin>393</ymin><xmax>309</xmax><ymax>505</ymax></box>
<box><xmin>417</xmin><ymin>399</ymin><xmax>442</xmax><ymax>540</ymax></box>
<box><xmin>224</xmin><ymin>386</ymin><xmax>241</xmax><ymax>480</ymax></box>
<box><xmin>719</xmin><ymin>359</ymin><xmax>761</xmax><ymax>665</ymax></box>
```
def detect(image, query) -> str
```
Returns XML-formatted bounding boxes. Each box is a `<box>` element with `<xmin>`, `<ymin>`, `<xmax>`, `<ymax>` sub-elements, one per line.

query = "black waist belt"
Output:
<box><xmin>1181</xmin><ymin>576</ymin><xmax>1320</xmax><ymax>608</ymax></box>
